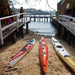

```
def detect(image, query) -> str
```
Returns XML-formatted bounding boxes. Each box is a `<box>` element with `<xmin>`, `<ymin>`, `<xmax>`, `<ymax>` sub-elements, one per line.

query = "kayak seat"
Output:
<box><xmin>64</xmin><ymin>55</ymin><xmax>70</xmax><ymax>57</ymax></box>
<box><xmin>41</xmin><ymin>52</ymin><xmax>46</xmax><ymax>55</ymax></box>
<box><xmin>43</xmin><ymin>64</ymin><xmax>46</xmax><ymax>66</ymax></box>
<box><xmin>41</xmin><ymin>44</ymin><xmax>46</xmax><ymax>47</ymax></box>
<box><xmin>30</xmin><ymin>40</ymin><xmax>34</xmax><ymax>42</ymax></box>
<box><xmin>21</xmin><ymin>48</ymin><xmax>26</xmax><ymax>51</ymax></box>
<box><xmin>56</xmin><ymin>45</ymin><xmax>62</xmax><ymax>48</ymax></box>
<box><xmin>42</xmin><ymin>48</ymin><xmax>44</xmax><ymax>49</ymax></box>
<box><xmin>53</xmin><ymin>40</ymin><xmax>57</xmax><ymax>43</ymax></box>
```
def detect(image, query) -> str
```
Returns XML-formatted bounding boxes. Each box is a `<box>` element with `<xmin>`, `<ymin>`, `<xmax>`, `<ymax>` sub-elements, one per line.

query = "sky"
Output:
<box><xmin>12</xmin><ymin>0</ymin><xmax>60</xmax><ymax>11</ymax></box>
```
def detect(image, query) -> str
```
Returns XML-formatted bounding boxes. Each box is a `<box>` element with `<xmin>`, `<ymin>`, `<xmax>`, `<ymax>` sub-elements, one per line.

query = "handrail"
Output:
<box><xmin>58</xmin><ymin>15</ymin><xmax>75</xmax><ymax>35</ymax></box>
<box><xmin>59</xmin><ymin>15</ymin><xmax>75</xmax><ymax>19</ymax></box>
<box><xmin>1</xmin><ymin>22</ymin><xmax>16</xmax><ymax>31</ymax></box>
<box><xmin>0</xmin><ymin>13</ymin><xmax>30</xmax><ymax>20</ymax></box>
<box><xmin>0</xmin><ymin>13</ymin><xmax>30</xmax><ymax>45</ymax></box>
<box><xmin>0</xmin><ymin>15</ymin><xmax>17</xmax><ymax>20</ymax></box>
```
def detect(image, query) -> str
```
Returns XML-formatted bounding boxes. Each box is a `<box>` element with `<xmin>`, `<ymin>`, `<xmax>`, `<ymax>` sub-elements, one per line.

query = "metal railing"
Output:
<box><xmin>0</xmin><ymin>13</ymin><xmax>30</xmax><ymax>45</ymax></box>
<box><xmin>58</xmin><ymin>15</ymin><xmax>75</xmax><ymax>35</ymax></box>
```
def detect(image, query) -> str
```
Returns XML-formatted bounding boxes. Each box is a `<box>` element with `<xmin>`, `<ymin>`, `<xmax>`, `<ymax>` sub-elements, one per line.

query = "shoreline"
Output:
<box><xmin>0</xmin><ymin>31</ymin><xmax>75</xmax><ymax>75</ymax></box>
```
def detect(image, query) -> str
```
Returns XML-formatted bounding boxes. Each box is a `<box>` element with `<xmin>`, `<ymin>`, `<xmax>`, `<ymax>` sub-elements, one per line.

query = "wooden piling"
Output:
<box><xmin>47</xmin><ymin>18</ymin><xmax>48</xmax><ymax>22</ymax></box>
<box><xmin>57</xmin><ymin>24</ymin><xmax>61</xmax><ymax>35</ymax></box>
<box><xmin>26</xmin><ymin>22</ymin><xmax>29</xmax><ymax>34</ymax></box>
<box><xmin>34</xmin><ymin>15</ymin><xmax>36</xmax><ymax>22</ymax></box>
<box><xmin>61</xmin><ymin>27</ymin><xmax>66</xmax><ymax>40</ymax></box>
<box><xmin>20</xmin><ymin>25</ymin><xmax>24</xmax><ymax>38</ymax></box>
<box><xmin>44</xmin><ymin>17</ymin><xmax>45</xmax><ymax>22</ymax></box>
<box><xmin>12</xmin><ymin>31</ymin><xmax>16</xmax><ymax>43</ymax></box>
<box><xmin>50</xmin><ymin>15</ymin><xmax>51</xmax><ymax>22</ymax></box>
<box><xmin>67</xmin><ymin>31</ymin><xmax>71</xmax><ymax>45</ymax></box>
<box><xmin>39</xmin><ymin>15</ymin><xmax>40</xmax><ymax>21</ymax></box>
<box><xmin>30</xmin><ymin>17</ymin><xmax>31</xmax><ymax>21</ymax></box>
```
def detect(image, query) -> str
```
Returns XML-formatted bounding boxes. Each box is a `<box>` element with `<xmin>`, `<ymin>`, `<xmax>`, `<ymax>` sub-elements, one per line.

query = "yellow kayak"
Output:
<box><xmin>52</xmin><ymin>37</ymin><xmax>75</xmax><ymax>73</ymax></box>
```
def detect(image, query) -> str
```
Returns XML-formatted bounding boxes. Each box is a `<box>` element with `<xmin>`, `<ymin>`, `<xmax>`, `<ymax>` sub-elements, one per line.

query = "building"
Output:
<box><xmin>57</xmin><ymin>0</ymin><xmax>75</xmax><ymax>17</ymax></box>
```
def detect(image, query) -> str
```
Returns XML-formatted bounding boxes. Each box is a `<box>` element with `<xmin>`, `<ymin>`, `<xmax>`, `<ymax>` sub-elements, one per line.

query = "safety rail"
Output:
<box><xmin>0</xmin><ymin>13</ymin><xmax>30</xmax><ymax>45</ymax></box>
<box><xmin>58</xmin><ymin>15</ymin><xmax>75</xmax><ymax>36</ymax></box>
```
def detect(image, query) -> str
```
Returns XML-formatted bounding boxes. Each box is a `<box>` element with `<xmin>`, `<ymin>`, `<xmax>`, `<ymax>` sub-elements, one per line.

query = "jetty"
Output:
<box><xmin>29</xmin><ymin>15</ymin><xmax>52</xmax><ymax>22</ymax></box>
<box><xmin>51</xmin><ymin>15</ymin><xmax>75</xmax><ymax>45</ymax></box>
<box><xmin>0</xmin><ymin>13</ymin><xmax>30</xmax><ymax>45</ymax></box>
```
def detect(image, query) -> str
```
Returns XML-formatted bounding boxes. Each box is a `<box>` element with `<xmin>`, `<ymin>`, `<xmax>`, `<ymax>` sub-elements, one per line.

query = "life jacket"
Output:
<box><xmin>20</xmin><ymin>9</ymin><xmax>24</xmax><ymax>13</ymax></box>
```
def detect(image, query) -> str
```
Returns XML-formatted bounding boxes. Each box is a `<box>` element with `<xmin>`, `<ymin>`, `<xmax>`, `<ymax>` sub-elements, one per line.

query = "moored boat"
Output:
<box><xmin>52</xmin><ymin>37</ymin><xmax>75</xmax><ymax>73</ymax></box>
<box><xmin>9</xmin><ymin>39</ymin><xmax>35</xmax><ymax>67</ymax></box>
<box><xmin>39</xmin><ymin>37</ymin><xmax>48</xmax><ymax>73</ymax></box>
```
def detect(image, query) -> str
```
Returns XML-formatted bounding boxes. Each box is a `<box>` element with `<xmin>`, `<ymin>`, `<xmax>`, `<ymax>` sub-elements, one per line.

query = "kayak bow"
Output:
<box><xmin>9</xmin><ymin>39</ymin><xmax>35</xmax><ymax>67</ymax></box>
<box><xmin>39</xmin><ymin>37</ymin><xmax>48</xmax><ymax>73</ymax></box>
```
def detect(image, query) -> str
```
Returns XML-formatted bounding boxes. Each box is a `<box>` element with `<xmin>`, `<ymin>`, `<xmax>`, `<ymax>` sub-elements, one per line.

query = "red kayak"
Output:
<box><xmin>9</xmin><ymin>39</ymin><xmax>35</xmax><ymax>67</ymax></box>
<box><xmin>39</xmin><ymin>37</ymin><xmax>48</xmax><ymax>73</ymax></box>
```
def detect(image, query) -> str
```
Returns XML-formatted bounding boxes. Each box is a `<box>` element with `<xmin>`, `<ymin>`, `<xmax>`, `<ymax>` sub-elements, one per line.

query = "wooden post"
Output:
<box><xmin>39</xmin><ymin>15</ymin><xmax>40</xmax><ymax>21</ymax></box>
<box><xmin>67</xmin><ymin>31</ymin><xmax>71</xmax><ymax>45</ymax></box>
<box><xmin>30</xmin><ymin>17</ymin><xmax>31</xmax><ymax>22</ymax></box>
<box><xmin>61</xmin><ymin>27</ymin><xmax>66</xmax><ymax>40</ymax></box>
<box><xmin>57</xmin><ymin>24</ymin><xmax>60</xmax><ymax>35</ymax></box>
<box><xmin>0</xmin><ymin>20</ymin><xmax>3</xmax><ymax>45</ymax></box>
<box><xmin>44</xmin><ymin>15</ymin><xmax>45</xmax><ymax>22</ymax></box>
<box><xmin>20</xmin><ymin>26</ymin><xmax>24</xmax><ymax>38</ymax></box>
<box><xmin>61</xmin><ymin>26</ymin><xmax>66</xmax><ymax>40</ymax></box>
<box><xmin>26</xmin><ymin>22</ymin><xmax>29</xmax><ymax>34</ymax></box>
<box><xmin>47</xmin><ymin>18</ymin><xmax>48</xmax><ymax>22</ymax></box>
<box><xmin>12</xmin><ymin>31</ymin><xmax>16</xmax><ymax>43</ymax></box>
<box><xmin>34</xmin><ymin>15</ymin><xmax>35</xmax><ymax>22</ymax></box>
<box><xmin>50</xmin><ymin>14</ymin><xmax>51</xmax><ymax>22</ymax></box>
<box><xmin>24</xmin><ymin>14</ymin><xmax>26</xmax><ymax>24</ymax></box>
<box><xmin>30</xmin><ymin>14</ymin><xmax>31</xmax><ymax>21</ymax></box>
<box><xmin>16</xmin><ymin>14</ymin><xmax>18</xmax><ymax>31</ymax></box>
<box><xmin>42</xmin><ymin>18</ymin><xmax>43</xmax><ymax>22</ymax></box>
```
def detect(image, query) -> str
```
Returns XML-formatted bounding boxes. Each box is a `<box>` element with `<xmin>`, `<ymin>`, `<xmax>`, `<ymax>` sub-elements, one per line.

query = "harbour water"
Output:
<box><xmin>24</xmin><ymin>21</ymin><xmax>57</xmax><ymax>36</ymax></box>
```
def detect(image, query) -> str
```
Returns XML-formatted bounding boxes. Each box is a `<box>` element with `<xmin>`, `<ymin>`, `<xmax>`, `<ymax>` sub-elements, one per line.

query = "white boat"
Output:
<box><xmin>52</xmin><ymin>37</ymin><xmax>75</xmax><ymax>73</ymax></box>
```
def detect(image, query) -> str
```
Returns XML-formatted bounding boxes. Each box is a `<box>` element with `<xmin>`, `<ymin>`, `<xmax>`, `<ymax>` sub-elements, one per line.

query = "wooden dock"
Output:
<box><xmin>29</xmin><ymin>15</ymin><xmax>51</xmax><ymax>22</ymax></box>
<box><xmin>0</xmin><ymin>13</ymin><xmax>30</xmax><ymax>45</ymax></box>
<box><xmin>51</xmin><ymin>15</ymin><xmax>75</xmax><ymax>45</ymax></box>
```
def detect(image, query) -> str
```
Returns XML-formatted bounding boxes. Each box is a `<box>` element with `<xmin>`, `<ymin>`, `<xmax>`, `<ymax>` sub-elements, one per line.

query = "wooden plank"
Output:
<box><xmin>3</xmin><ymin>22</ymin><xmax>25</xmax><ymax>40</ymax></box>
<box><xmin>2</xmin><ymin>22</ymin><xmax>16</xmax><ymax>31</ymax></box>
<box><xmin>3</xmin><ymin>28</ymin><xmax>16</xmax><ymax>39</ymax></box>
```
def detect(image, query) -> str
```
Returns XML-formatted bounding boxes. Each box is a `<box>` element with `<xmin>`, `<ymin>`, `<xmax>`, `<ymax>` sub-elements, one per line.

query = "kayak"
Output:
<box><xmin>52</xmin><ymin>37</ymin><xmax>75</xmax><ymax>73</ymax></box>
<box><xmin>39</xmin><ymin>37</ymin><xmax>48</xmax><ymax>73</ymax></box>
<box><xmin>9</xmin><ymin>39</ymin><xmax>35</xmax><ymax>67</ymax></box>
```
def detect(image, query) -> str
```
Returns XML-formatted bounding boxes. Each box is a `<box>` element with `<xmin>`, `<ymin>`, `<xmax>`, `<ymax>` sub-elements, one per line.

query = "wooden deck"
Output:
<box><xmin>58</xmin><ymin>15</ymin><xmax>75</xmax><ymax>36</ymax></box>
<box><xmin>52</xmin><ymin>15</ymin><xmax>75</xmax><ymax>45</ymax></box>
<box><xmin>29</xmin><ymin>15</ymin><xmax>51</xmax><ymax>22</ymax></box>
<box><xmin>58</xmin><ymin>21</ymin><xmax>75</xmax><ymax>36</ymax></box>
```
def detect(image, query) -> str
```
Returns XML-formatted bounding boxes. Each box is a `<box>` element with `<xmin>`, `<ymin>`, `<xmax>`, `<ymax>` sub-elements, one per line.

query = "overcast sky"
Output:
<box><xmin>13</xmin><ymin>0</ymin><xmax>60</xmax><ymax>11</ymax></box>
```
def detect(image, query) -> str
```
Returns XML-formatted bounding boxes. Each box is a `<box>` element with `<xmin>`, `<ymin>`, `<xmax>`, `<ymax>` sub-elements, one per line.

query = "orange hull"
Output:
<box><xmin>39</xmin><ymin>37</ymin><xmax>48</xmax><ymax>73</ymax></box>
